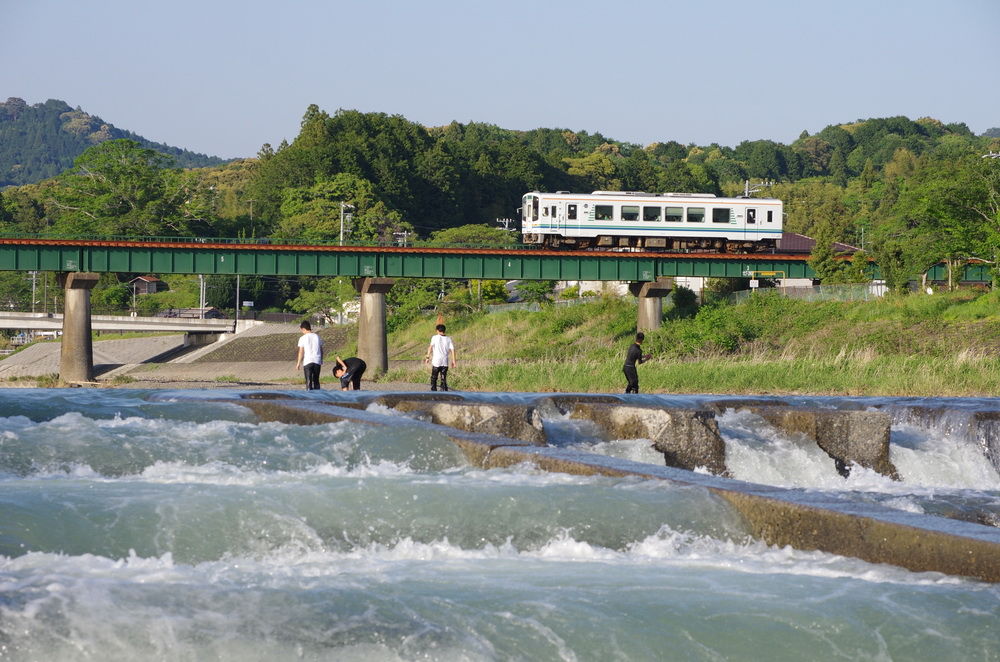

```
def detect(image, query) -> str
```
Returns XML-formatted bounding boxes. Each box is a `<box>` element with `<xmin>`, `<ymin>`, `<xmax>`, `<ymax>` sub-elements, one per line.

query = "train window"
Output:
<box><xmin>595</xmin><ymin>205</ymin><xmax>613</xmax><ymax>221</ymax></box>
<box><xmin>622</xmin><ymin>206</ymin><xmax>640</xmax><ymax>221</ymax></box>
<box><xmin>643</xmin><ymin>206</ymin><xmax>661</xmax><ymax>221</ymax></box>
<box><xmin>532</xmin><ymin>197</ymin><xmax>539</xmax><ymax>221</ymax></box>
<box><xmin>687</xmin><ymin>207</ymin><xmax>705</xmax><ymax>223</ymax></box>
<box><xmin>542</xmin><ymin>206</ymin><xmax>549</xmax><ymax>217</ymax></box>
<box><xmin>666</xmin><ymin>206</ymin><xmax>684</xmax><ymax>223</ymax></box>
<box><xmin>568</xmin><ymin>204</ymin><xmax>577</xmax><ymax>220</ymax></box>
<box><xmin>712</xmin><ymin>208</ymin><xmax>732</xmax><ymax>223</ymax></box>
<box><xmin>767</xmin><ymin>210</ymin><xmax>773</xmax><ymax>223</ymax></box>
<box><xmin>746</xmin><ymin>209</ymin><xmax>756</xmax><ymax>224</ymax></box>
<box><xmin>551</xmin><ymin>206</ymin><xmax>557</xmax><ymax>217</ymax></box>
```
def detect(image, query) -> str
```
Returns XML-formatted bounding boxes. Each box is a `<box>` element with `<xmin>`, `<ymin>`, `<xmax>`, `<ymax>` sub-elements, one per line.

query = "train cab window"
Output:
<box><xmin>622</xmin><ymin>205</ymin><xmax>640</xmax><ymax>221</ymax></box>
<box><xmin>643</xmin><ymin>206</ymin><xmax>661</xmax><ymax>221</ymax></box>
<box><xmin>665</xmin><ymin>206</ymin><xmax>684</xmax><ymax>223</ymax></box>
<box><xmin>712</xmin><ymin>208</ymin><xmax>732</xmax><ymax>223</ymax></box>
<box><xmin>687</xmin><ymin>207</ymin><xmax>705</xmax><ymax>223</ymax></box>
<box><xmin>568</xmin><ymin>204</ymin><xmax>577</xmax><ymax>220</ymax></box>
<box><xmin>595</xmin><ymin>205</ymin><xmax>614</xmax><ymax>221</ymax></box>
<box><xmin>746</xmin><ymin>209</ymin><xmax>757</xmax><ymax>224</ymax></box>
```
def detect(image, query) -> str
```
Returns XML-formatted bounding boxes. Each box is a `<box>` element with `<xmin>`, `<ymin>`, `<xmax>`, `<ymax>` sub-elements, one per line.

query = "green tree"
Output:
<box><xmin>423</xmin><ymin>224</ymin><xmax>516</xmax><ymax>247</ymax></box>
<box><xmin>563</xmin><ymin>152</ymin><xmax>619</xmax><ymax>190</ymax></box>
<box><xmin>49</xmin><ymin>139</ymin><xmax>188</xmax><ymax>236</ymax></box>
<box><xmin>517</xmin><ymin>280</ymin><xmax>556</xmax><ymax>303</ymax></box>
<box><xmin>287</xmin><ymin>277</ymin><xmax>356</xmax><ymax>323</ymax></box>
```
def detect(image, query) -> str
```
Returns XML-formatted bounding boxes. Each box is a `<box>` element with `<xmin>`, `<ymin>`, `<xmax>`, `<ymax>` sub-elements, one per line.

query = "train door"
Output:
<box><xmin>744</xmin><ymin>207</ymin><xmax>759</xmax><ymax>241</ymax></box>
<box><xmin>554</xmin><ymin>201</ymin><xmax>565</xmax><ymax>232</ymax></box>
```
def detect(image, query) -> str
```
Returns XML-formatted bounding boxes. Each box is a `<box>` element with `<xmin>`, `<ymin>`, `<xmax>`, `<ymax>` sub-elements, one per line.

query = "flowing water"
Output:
<box><xmin>1</xmin><ymin>389</ymin><xmax>998</xmax><ymax>661</ymax></box>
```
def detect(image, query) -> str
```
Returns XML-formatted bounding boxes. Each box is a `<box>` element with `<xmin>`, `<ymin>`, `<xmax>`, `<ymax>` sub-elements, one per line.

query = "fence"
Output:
<box><xmin>726</xmin><ymin>283</ymin><xmax>887</xmax><ymax>305</ymax></box>
<box><xmin>485</xmin><ymin>296</ymin><xmax>605</xmax><ymax>313</ymax></box>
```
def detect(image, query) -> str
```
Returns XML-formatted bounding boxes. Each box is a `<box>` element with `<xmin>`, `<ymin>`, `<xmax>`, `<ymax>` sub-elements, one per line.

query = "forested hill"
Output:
<box><xmin>0</xmin><ymin>97</ymin><xmax>226</xmax><ymax>186</ymax></box>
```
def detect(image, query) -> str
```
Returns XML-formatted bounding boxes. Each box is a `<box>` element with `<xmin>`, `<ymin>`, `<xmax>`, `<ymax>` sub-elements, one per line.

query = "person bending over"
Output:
<box><xmin>333</xmin><ymin>355</ymin><xmax>366</xmax><ymax>391</ymax></box>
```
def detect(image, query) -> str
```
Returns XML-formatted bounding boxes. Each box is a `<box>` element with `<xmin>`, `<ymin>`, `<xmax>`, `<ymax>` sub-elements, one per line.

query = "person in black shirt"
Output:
<box><xmin>623</xmin><ymin>332</ymin><xmax>651</xmax><ymax>394</ymax></box>
<box><xmin>333</xmin><ymin>356</ymin><xmax>367</xmax><ymax>391</ymax></box>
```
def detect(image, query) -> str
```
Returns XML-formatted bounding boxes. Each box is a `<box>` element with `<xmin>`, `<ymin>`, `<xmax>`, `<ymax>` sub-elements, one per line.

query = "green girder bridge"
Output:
<box><xmin>0</xmin><ymin>236</ymin><xmax>816</xmax><ymax>281</ymax></box>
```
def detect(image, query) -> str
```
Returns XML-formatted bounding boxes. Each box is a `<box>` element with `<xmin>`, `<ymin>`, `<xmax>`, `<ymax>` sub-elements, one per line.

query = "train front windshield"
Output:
<box><xmin>522</xmin><ymin>194</ymin><xmax>538</xmax><ymax>224</ymax></box>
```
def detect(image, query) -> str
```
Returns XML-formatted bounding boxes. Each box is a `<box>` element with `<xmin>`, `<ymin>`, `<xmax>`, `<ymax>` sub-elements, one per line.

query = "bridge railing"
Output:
<box><xmin>0</xmin><ymin>232</ymin><xmax>530</xmax><ymax>251</ymax></box>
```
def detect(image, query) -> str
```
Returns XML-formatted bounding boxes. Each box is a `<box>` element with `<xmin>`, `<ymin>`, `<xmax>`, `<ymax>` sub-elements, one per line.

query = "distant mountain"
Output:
<box><xmin>0</xmin><ymin>97</ymin><xmax>226</xmax><ymax>187</ymax></box>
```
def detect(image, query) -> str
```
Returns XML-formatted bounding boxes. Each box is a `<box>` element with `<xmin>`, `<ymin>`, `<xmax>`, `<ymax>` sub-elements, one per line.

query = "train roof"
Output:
<box><xmin>528</xmin><ymin>190</ymin><xmax>781</xmax><ymax>202</ymax></box>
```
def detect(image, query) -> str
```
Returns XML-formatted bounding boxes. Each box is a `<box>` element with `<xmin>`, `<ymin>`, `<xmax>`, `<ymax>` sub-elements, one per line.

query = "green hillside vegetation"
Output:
<box><xmin>0</xmin><ymin>97</ymin><xmax>225</xmax><ymax>187</ymax></box>
<box><xmin>380</xmin><ymin>290</ymin><xmax>1000</xmax><ymax>396</ymax></box>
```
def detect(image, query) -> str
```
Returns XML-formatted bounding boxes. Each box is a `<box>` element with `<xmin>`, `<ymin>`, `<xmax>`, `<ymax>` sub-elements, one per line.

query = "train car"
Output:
<box><xmin>520</xmin><ymin>190</ymin><xmax>783</xmax><ymax>252</ymax></box>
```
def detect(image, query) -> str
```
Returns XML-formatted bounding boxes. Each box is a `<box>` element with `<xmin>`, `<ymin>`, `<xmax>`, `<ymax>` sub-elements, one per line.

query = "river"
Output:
<box><xmin>1</xmin><ymin>389</ymin><xmax>998</xmax><ymax>661</ymax></box>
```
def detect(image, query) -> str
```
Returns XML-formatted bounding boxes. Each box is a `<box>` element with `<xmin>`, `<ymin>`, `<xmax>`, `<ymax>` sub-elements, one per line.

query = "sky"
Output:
<box><xmin>2</xmin><ymin>0</ymin><xmax>999</xmax><ymax>160</ymax></box>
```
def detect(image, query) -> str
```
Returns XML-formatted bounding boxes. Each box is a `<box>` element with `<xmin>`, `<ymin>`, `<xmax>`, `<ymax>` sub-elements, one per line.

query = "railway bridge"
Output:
<box><xmin>0</xmin><ymin>236</ymin><xmax>815</xmax><ymax>383</ymax></box>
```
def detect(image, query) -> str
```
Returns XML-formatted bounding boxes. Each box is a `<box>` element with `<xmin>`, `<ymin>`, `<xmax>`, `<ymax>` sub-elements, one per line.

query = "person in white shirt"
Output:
<box><xmin>424</xmin><ymin>323</ymin><xmax>456</xmax><ymax>391</ymax></box>
<box><xmin>295</xmin><ymin>321</ymin><xmax>324</xmax><ymax>390</ymax></box>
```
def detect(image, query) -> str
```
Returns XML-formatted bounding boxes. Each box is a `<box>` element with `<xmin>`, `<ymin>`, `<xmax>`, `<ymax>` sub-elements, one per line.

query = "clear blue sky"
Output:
<box><xmin>3</xmin><ymin>0</ymin><xmax>998</xmax><ymax>159</ymax></box>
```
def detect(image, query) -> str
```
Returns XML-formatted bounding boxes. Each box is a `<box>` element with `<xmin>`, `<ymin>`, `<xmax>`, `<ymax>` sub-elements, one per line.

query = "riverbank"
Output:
<box><xmin>4</xmin><ymin>290</ymin><xmax>1000</xmax><ymax>396</ymax></box>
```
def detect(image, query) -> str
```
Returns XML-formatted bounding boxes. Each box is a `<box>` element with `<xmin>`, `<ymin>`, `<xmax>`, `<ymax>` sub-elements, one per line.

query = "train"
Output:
<box><xmin>520</xmin><ymin>190</ymin><xmax>783</xmax><ymax>252</ymax></box>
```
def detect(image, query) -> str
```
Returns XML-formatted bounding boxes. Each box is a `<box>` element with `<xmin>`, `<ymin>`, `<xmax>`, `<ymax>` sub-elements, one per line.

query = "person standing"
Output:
<box><xmin>295</xmin><ymin>321</ymin><xmax>324</xmax><ymax>390</ymax></box>
<box><xmin>333</xmin><ymin>355</ymin><xmax>367</xmax><ymax>391</ymax></box>
<box><xmin>424</xmin><ymin>323</ymin><xmax>456</xmax><ymax>391</ymax></box>
<box><xmin>623</xmin><ymin>332</ymin><xmax>651</xmax><ymax>394</ymax></box>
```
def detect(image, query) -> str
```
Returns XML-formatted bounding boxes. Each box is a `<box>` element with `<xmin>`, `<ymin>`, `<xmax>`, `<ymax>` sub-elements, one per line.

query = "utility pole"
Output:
<box><xmin>27</xmin><ymin>271</ymin><xmax>37</xmax><ymax>312</ymax></box>
<box><xmin>340</xmin><ymin>202</ymin><xmax>355</xmax><ymax>246</ymax></box>
<box><xmin>743</xmin><ymin>179</ymin><xmax>774</xmax><ymax>197</ymax></box>
<box><xmin>198</xmin><ymin>274</ymin><xmax>206</xmax><ymax>319</ymax></box>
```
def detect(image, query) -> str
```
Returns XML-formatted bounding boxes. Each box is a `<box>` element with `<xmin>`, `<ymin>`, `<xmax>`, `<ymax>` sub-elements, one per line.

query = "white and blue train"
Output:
<box><xmin>521</xmin><ymin>190</ymin><xmax>783</xmax><ymax>252</ymax></box>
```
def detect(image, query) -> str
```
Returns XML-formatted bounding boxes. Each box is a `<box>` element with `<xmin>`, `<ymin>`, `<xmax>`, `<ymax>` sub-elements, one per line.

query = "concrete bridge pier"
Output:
<box><xmin>628</xmin><ymin>277</ymin><xmax>673</xmax><ymax>331</ymax></box>
<box><xmin>353</xmin><ymin>277</ymin><xmax>395</xmax><ymax>377</ymax></box>
<box><xmin>57</xmin><ymin>272</ymin><xmax>100</xmax><ymax>383</ymax></box>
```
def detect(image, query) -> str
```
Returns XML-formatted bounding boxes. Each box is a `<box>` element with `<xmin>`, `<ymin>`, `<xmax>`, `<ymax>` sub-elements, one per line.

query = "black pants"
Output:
<box><xmin>431</xmin><ymin>365</ymin><xmax>449</xmax><ymax>391</ymax></box>
<box><xmin>303</xmin><ymin>363</ymin><xmax>321</xmax><ymax>390</ymax></box>
<box><xmin>344</xmin><ymin>362</ymin><xmax>366</xmax><ymax>390</ymax></box>
<box><xmin>623</xmin><ymin>365</ymin><xmax>639</xmax><ymax>394</ymax></box>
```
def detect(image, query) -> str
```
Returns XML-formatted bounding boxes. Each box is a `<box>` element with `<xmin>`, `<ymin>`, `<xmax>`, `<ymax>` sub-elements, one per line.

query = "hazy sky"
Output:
<box><xmin>3</xmin><ymin>0</ymin><xmax>998</xmax><ymax>159</ymax></box>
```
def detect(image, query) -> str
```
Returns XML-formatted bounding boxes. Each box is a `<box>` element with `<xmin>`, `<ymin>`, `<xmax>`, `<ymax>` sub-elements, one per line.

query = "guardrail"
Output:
<box><xmin>0</xmin><ymin>312</ymin><xmax>235</xmax><ymax>333</ymax></box>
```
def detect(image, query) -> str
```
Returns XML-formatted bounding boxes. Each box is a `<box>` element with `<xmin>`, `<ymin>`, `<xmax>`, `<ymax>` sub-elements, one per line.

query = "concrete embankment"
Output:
<box><xmin>233</xmin><ymin>392</ymin><xmax>1000</xmax><ymax>583</ymax></box>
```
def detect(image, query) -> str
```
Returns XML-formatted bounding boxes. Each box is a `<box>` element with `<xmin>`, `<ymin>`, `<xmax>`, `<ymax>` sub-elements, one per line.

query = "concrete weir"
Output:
<box><xmin>231</xmin><ymin>393</ymin><xmax>1000</xmax><ymax>583</ymax></box>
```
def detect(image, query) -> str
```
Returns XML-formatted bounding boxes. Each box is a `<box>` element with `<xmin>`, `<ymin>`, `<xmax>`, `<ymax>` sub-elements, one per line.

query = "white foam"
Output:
<box><xmin>3</xmin><ymin>524</ymin><xmax>977</xmax><ymax>589</ymax></box>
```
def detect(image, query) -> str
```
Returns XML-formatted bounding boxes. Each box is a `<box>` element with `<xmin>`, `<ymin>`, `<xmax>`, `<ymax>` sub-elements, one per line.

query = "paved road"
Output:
<box><xmin>0</xmin><ymin>326</ymin><xmax>428</xmax><ymax>391</ymax></box>
<box><xmin>0</xmin><ymin>335</ymin><xmax>188</xmax><ymax>379</ymax></box>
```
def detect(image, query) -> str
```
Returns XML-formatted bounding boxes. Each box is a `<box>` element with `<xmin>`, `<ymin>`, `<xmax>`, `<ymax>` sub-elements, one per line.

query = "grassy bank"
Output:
<box><xmin>380</xmin><ymin>290</ymin><xmax>1000</xmax><ymax>396</ymax></box>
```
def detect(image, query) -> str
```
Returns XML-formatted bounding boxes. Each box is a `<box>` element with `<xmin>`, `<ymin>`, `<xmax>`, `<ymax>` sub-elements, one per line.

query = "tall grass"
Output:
<box><xmin>380</xmin><ymin>290</ymin><xmax>1000</xmax><ymax>396</ymax></box>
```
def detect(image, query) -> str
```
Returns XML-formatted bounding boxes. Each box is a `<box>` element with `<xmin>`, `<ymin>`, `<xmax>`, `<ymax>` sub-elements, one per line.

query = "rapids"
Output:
<box><xmin>1</xmin><ymin>389</ymin><xmax>998</xmax><ymax>661</ymax></box>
